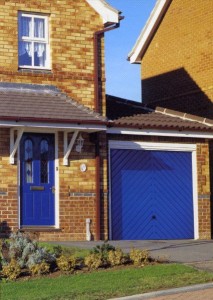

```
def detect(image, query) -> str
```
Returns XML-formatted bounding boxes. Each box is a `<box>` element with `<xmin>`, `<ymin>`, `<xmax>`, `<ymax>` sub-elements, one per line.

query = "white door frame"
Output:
<box><xmin>108</xmin><ymin>140</ymin><xmax>199</xmax><ymax>240</ymax></box>
<box><xmin>18</xmin><ymin>130</ymin><xmax>59</xmax><ymax>228</ymax></box>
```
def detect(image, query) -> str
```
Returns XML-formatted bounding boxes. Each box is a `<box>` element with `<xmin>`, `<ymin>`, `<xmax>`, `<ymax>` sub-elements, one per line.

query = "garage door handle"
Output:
<box><xmin>152</xmin><ymin>215</ymin><xmax>156</xmax><ymax>220</ymax></box>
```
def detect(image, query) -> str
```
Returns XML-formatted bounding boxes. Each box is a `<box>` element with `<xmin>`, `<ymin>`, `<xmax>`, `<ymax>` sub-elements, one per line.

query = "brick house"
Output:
<box><xmin>0</xmin><ymin>0</ymin><xmax>122</xmax><ymax>241</ymax></box>
<box><xmin>0</xmin><ymin>0</ymin><xmax>213</xmax><ymax>241</ymax></box>
<box><xmin>127</xmin><ymin>0</ymin><xmax>213</xmax><ymax>238</ymax></box>
<box><xmin>128</xmin><ymin>0</ymin><xmax>213</xmax><ymax>118</ymax></box>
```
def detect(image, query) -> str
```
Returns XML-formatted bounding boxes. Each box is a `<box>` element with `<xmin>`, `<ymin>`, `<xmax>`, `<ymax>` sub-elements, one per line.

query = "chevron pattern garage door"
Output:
<box><xmin>110</xmin><ymin>149</ymin><xmax>194</xmax><ymax>240</ymax></box>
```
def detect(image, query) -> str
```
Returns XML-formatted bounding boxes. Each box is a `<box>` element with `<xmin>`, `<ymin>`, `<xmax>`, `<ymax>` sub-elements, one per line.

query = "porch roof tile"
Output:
<box><xmin>0</xmin><ymin>82</ymin><xmax>106</xmax><ymax>124</ymax></box>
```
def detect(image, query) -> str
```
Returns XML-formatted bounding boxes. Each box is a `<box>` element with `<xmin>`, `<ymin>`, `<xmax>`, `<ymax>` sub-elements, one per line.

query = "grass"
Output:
<box><xmin>1</xmin><ymin>264</ymin><xmax>213</xmax><ymax>300</ymax></box>
<box><xmin>39</xmin><ymin>242</ymin><xmax>90</xmax><ymax>258</ymax></box>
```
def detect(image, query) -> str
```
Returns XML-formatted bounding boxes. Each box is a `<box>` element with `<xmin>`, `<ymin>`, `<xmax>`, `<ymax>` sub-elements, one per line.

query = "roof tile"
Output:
<box><xmin>0</xmin><ymin>82</ymin><xmax>106</xmax><ymax>124</ymax></box>
<box><xmin>106</xmin><ymin>95</ymin><xmax>213</xmax><ymax>132</ymax></box>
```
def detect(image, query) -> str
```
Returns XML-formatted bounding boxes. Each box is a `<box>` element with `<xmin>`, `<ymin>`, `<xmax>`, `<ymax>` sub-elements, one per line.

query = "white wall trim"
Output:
<box><xmin>55</xmin><ymin>132</ymin><xmax>60</xmax><ymax>229</ymax></box>
<box><xmin>128</xmin><ymin>0</ymin><xmax>171</xmax><ymax>63</ymax></box>
<box><xmin>192</xmin><ymin>150</ymin><xmax>199</xmax><ymax>239</ymax></box>
<box><xmin>107</xmin><ymin>128</ymin><xmax>213</xmax><ymax>139</ymax></box>
<box><xmin>108</xmin><ymin>140</ymin><xmax>199</xmax><ymax>240</ymax></box>
<box><xmin>86</xmin><ymin>0</ymin><xmax>120</xmax><ymax>24</ymax></box>
<box><xmin>63</xmin><ymin>130</ymin><xmax>79</xmax><ymax>166</ymax></box>
<box><xmin>10</xmin><ymin>128</ymin><xmax>24</xmax><ymax>164</ymax></box>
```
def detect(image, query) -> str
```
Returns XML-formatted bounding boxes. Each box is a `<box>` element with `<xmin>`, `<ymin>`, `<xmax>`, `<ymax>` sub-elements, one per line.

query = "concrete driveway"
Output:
<box><xmin>49</xmin><ymin>239</ymin><xmax>213</xmax><ymax>270</ymax></box>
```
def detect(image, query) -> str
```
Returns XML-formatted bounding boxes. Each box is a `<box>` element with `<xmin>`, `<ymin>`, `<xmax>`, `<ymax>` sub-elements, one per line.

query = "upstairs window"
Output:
<box><xmin>18</xmin><ymin>12</ymin><xmax>50</xmax><ymax>69</ymax></box>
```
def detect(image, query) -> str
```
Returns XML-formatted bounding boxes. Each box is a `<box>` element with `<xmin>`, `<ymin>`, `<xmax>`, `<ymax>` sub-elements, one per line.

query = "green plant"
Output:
<box><xmin>107</xmin><ymin>249</ymin><xmax>125</xmax><ymax>266</ymax></box>
<box><xmin>1</xmin><ymin>232</ymin><xmax>56</xmax><ymax>269</ymax></box>
<box><xmin>52</xmin><ymin>245</ymin><xmax>63</xmax><ymax>258</ymax></box>
<box><xmin>2</xmin><ymin>258</ymin><xmax>21</xmax><ymax>280</ymax></box>
<box><xmin>91</xmin><ymin>241</ymin><xmax>115</xmax><ymax>265</ymax></box>
<box><xmin>56</xmin><ymin>255</ymin><xmax>76</xmax><ymax>273</ymax></box>
<box><xmin>84</xmin><ymin>253</ymin><xmax>102</xmax><ymax>270</ymax></box>
<box><xmin>30</xmin><ymin>261</ymin><xmax>50</xmax><ymax>276</ymax></box>
<box><xmin>0</xmin><ymin>239</ymin><xmax>10</xmax><ymax>266</ymax></box>
<box><xmin>130</xmin><ymin>249</ymin><xmax>149</xmax><ymax>266</ymax></box>
<box><xmin>0</xmin><ymin>255</ymin><xmax>2</xmax><ymax>271</ymax></box>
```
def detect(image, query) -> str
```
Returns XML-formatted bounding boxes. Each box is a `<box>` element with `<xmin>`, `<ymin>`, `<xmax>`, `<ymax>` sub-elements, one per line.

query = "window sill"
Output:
<box><xmin>18</xmin><ymin>68</ymin><xmax>52</xmax><ymax>74</ymax></box>
<box><xmin>20</xmin><ymin>226</ymin><xmax>61</xmax><ymax>232</ymax></box>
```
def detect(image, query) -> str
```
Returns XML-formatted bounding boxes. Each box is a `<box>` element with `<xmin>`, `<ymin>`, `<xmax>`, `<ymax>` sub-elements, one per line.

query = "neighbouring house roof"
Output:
<box><xmin>86</xmin><ymin>0</ymin><xmax>121</xmax><ymax>24</ymax></box>
<box><xmin>0</xmin><ymin>83</ymin><xmax>106</xmax><ymax>125</ymax></box>
<box><xmin>128</xmin><ymin>0</ymin><xmax>172</xmax><ymax>63</ymax></box>
<box><xmin>106</xmin><ymin>95</ymin><xmax>213</xmax><ymax>132</ymax></box>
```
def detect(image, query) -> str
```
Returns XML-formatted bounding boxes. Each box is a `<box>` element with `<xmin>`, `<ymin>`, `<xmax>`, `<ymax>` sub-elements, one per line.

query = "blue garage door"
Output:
<box><xmin>110</xmin><ymin>149</ymin><xmax>194</xmax><ymax>240</ymax></box>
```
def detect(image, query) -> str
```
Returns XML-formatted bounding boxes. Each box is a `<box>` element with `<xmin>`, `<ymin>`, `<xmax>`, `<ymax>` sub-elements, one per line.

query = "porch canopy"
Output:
<box><xmin>0</xmin><ymin>82</ymin><xmax>107</xmax><ymax>165</ymax></box>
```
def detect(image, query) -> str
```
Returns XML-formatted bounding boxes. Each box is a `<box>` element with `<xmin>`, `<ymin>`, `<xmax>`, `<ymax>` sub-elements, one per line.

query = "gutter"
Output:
<box><xmin>0</xmin><ymin>116</ymin><xmax>107</xmax><ymax>126</ymax></box>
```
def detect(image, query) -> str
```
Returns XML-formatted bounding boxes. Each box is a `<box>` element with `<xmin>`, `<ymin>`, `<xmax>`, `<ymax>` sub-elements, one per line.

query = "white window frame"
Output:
<box><xmin>18</xmin><ymin>12</ymin><xmax>50</xmax><ymax>70</ymax></box>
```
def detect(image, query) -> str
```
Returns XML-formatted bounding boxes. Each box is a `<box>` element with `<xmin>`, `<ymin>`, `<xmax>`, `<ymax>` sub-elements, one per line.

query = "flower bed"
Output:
<box><xmin>0</xmin><ymin>232</ymin><xmax>155</xmax><ymax>281</ymax></box>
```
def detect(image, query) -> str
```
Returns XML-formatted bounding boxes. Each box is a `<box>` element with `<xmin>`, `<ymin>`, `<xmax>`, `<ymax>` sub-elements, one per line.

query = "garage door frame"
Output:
<box><xmin>108</xmin><ymin>141</ymin><xmax>198</xmax><ymax>240</ymax></box>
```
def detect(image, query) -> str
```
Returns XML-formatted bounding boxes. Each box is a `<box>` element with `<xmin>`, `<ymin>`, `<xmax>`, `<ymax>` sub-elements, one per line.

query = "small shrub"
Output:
<box><xmin>30</xmin><ymin>261</ymin><xmax>50</xmax><ymax>276</ymax></box>
<box><xmin>0</xmin><ymin>239</ymin><xmax>10</xmax><ymax>264</ymax></box>
<box><xmin>107</xmin><ymin>249</ymin><xmax>125</xmax><ymax>266</ymax></box>
<box><xmin>2</xmin><ymin>259</ymin><xmax>21</xmax><ymax>280</ymax></box>
<box><xmin>26</xmin><ymin>247</ymin><xmax>55</xmax><ymax>268</ymax></box>
<box><xmin>56</xmin><ymin>255</ymin><xmax>76</xmax><ymax>273</ymax></box>
<box><xmin>130</xmin><ymin>249</ymin><xmax>149</xmax><ymax>266</ymax></box>
<box><xmin>91</xmin><ymin>241</ymin><xmax>115</xmax><ymax>265</ymax></box>
<box><xmin>0</xmin><ymin>232</ymin><xmax>56</xmax><ymax>270</ymax></box>
<box><xmin>52</xmin><ymin>245</ymin><xmax>63</xmax><ymax>258</ymax></box>
<box><xmin>84</xmin><ymin>253</ymin><xmax>102</xmax><ymax>270</ymax></box>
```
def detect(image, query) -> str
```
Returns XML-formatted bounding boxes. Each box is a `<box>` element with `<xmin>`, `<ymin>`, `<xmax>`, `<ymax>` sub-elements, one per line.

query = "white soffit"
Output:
<box><xmin>128</xmin><ymin>0</ymin><xmax>171</xmax><ymax>64</ymax></box>
<box><xmin>86</xmin><ymin>0</ymin><xmax>120</xmax><ymax>24</ymax></box>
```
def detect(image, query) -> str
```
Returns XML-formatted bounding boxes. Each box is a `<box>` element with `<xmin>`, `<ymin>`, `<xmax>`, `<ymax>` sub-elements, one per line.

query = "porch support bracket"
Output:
<box><xmin>10</xmin><ymin>128</ymin><xmax>24</xmax><ymax>164</ymax></box>
<box><xmin>63</xmin><ymin>130</ymin><xmax>79</xmax><ymax>166</ymax></box>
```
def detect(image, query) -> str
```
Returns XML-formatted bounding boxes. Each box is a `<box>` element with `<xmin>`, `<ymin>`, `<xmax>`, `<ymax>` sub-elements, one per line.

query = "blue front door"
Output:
<box><xmin>110</xmin><ymin>149</ymin><xmax>194</xmax><ymax>240</ymax></box>
<box><xmin>20</xmin><ymin>133</ymin><xmax>55</xmax><ymax>226</ymax></box>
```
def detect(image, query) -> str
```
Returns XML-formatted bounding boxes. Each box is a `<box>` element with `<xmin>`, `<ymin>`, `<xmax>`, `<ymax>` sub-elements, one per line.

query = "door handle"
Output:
<box><xmin>50</xmin><ymin>186</ymin><xmax>55</xmax><ymax>194</ymax></box>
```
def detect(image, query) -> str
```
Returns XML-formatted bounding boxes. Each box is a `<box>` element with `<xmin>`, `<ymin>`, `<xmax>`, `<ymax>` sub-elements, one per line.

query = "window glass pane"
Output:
<box><xmin>40</xmin><ymin>140</ymin><xmax>49</xmax><ymax>184</ymax></box>
<box><xmin>19</xmin><ymin>41</ymin><xmax>32</xmax><ymax>66</ymax></box>
<box><xmin>21</xmin><ymin>16</ymin><xmax>32</xmax><ymax>37</ymax></box>
<box><xmin>34</xmin><ymin>43</ymin><xmax>46</xmax><ymax>67</ymax></box>
<box><xmin>24</xmin><ymin>139</ymin><xmax>33</xmax><ymax>183</ymax></box>
<box><xmin>34</xmin><ymin>18</ymin><xmax>45</xmax><ymax>38</ymax></box>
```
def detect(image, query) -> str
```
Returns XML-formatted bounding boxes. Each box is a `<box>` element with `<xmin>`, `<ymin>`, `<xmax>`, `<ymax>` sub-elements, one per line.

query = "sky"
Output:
<box><xmin>105</xmin><ymin>0</ymin><xmax>157</xmax><ymax>102</ymax></box>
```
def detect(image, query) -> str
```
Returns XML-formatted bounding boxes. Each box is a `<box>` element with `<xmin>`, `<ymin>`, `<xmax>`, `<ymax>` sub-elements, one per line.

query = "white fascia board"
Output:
<box><xmin>0</xmin><ymin>120</ymin><xmax>106</xmax><ymax>132</ymax></box>
<box><xmin>86</xmin><ymin>0</ymin><xmax>120</xmax><ymax>24</ymax></box>
<box><xmin>128</xmin><ymin>0</ymin><xmax>170</xmax><ymax>64</ymax></box>
<box><xmin>109</xmin><ymin>140</ymin><xmax>197</xmax><ymax>152</ymax></box>
<box><xmin>107</xmin><ymin>128</ymin><xmax>213</xmax><ymax>139</ymax></box>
